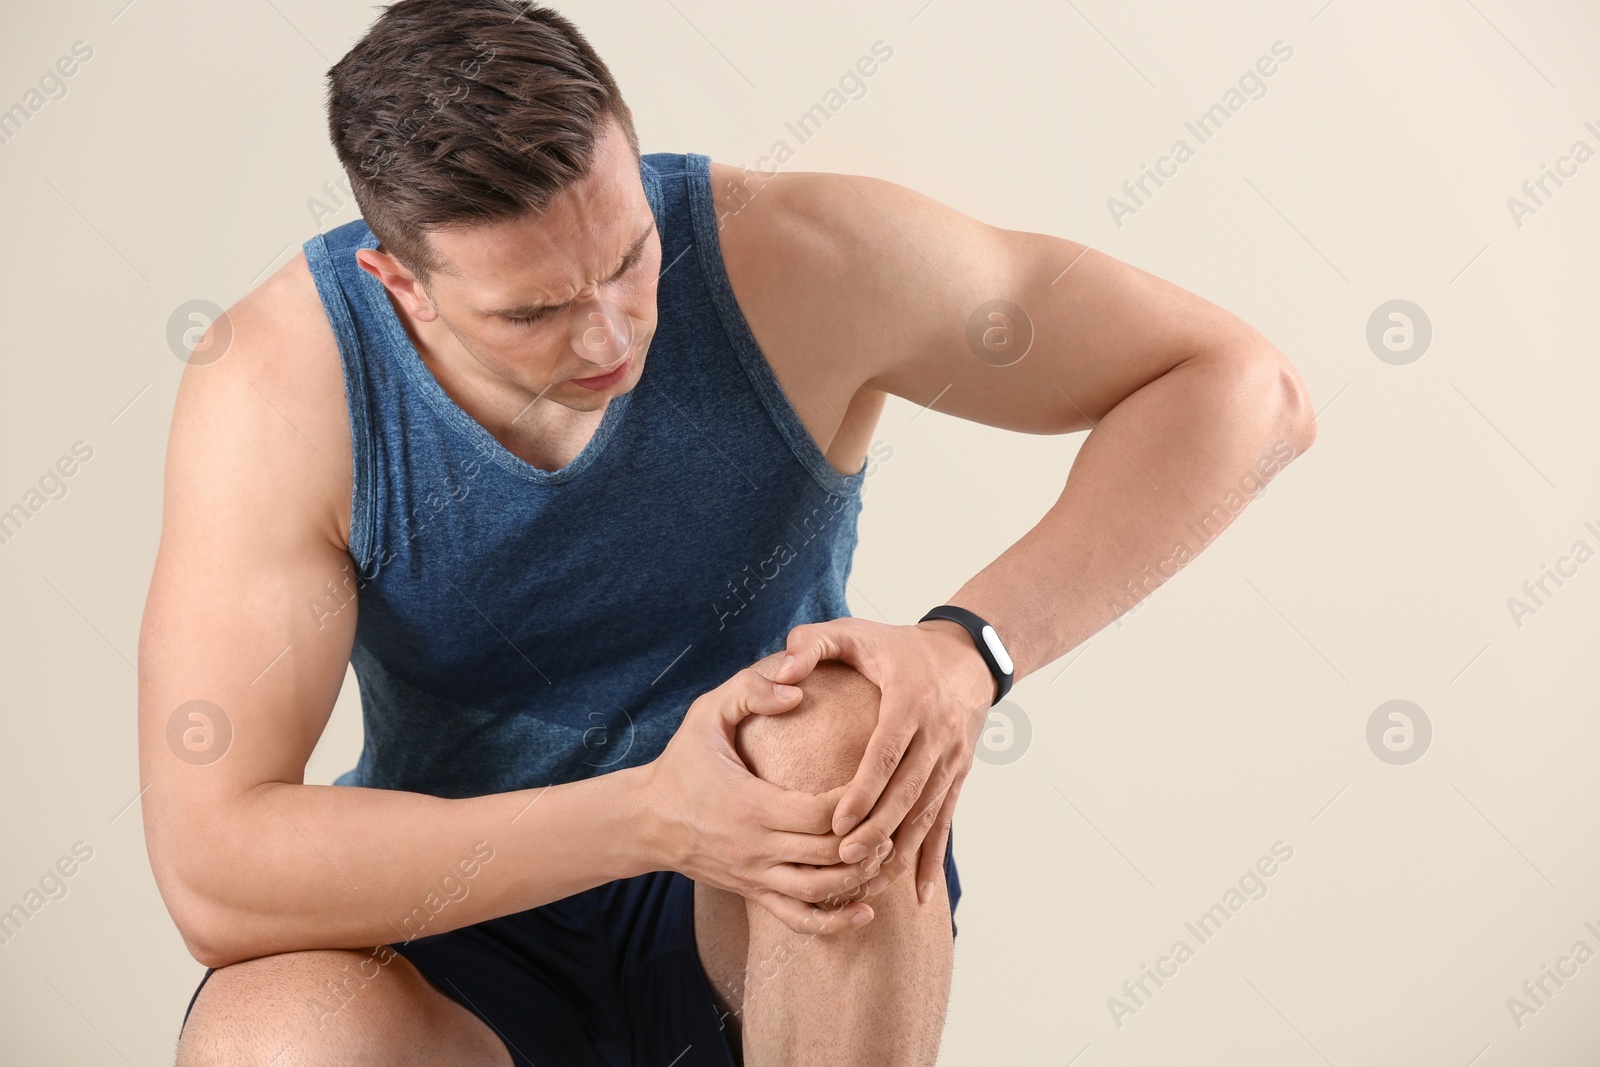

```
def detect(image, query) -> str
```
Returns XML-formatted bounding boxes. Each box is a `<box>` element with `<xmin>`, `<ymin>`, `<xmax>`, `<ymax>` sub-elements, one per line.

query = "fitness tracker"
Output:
<box><xmin>917</xmin><ymin>604</ymin><xmax>1014</xmax><ymax>705</ymax></box>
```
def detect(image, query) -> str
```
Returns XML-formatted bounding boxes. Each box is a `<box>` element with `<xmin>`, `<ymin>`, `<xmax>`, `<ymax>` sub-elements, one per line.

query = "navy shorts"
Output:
<box><xmin>181</xmin><ymin>830</ymin><xmax>960</xmax><ymax>1066</ymax></box>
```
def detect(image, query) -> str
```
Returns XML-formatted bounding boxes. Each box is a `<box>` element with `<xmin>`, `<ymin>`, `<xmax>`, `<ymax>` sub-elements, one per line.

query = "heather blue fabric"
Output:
<box><xmin>301</xmin><ymin>152</ymin><xmax>869</xmax><ymax>799</ymax></box>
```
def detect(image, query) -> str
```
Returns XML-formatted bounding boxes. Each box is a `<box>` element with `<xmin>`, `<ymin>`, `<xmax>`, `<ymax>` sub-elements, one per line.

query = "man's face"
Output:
<box><xmin>404</xmin><ymin>119</ymin><xmax>660</xmax><ymax>412</ymax></box>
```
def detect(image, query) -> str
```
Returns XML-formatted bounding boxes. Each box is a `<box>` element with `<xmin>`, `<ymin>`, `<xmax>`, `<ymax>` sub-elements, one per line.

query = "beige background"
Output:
<box><xmin>2</xmin><ymin>0</ymin><xmax>1598</xmax><ymax>1063</ymax></box>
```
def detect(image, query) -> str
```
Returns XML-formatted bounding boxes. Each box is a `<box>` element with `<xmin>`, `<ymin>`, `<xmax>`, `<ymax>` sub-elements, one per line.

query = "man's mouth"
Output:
<box><xmin>567</xmin><ymin>354</ymin><xmax>633</xmax><ymax>391</ymax></box>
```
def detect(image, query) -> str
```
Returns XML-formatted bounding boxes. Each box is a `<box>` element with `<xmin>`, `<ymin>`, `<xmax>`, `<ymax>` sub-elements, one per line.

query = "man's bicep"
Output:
<box><xmin>137</xmin><ymin>340</ymin><xmax>357</xmax><ymax>909</ymax></box>
<box><xmin>138</xmin><ymin>521</ymin><xmax>357</xmax><ymax>793</ymax></box>
<box><xmin>826</xmin><ymin>175</ymin><xmax>1275</xmax><ymax>434</ymax></box>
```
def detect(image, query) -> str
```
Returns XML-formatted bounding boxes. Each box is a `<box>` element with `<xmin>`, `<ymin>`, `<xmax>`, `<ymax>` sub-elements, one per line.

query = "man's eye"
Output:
<box><xmin>498</xmin><ymin>249</ymin><xmax>645</xmax><ymax>327</ymax></box>
<box><xmin>504</xmin><ymin>310</ymin><xmax>555</xmax><ymax>327</ymax></box>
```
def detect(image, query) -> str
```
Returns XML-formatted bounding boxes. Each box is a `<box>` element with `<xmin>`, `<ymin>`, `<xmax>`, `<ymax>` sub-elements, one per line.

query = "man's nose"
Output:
<box><xmin>567</xmin><ymin>289</ymin><xmax>634</xmax><ymax>367</ymax></box>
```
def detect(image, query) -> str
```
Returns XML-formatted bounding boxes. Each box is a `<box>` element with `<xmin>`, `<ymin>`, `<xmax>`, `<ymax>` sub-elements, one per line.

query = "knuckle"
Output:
<box><xmin>899</xmin><ymin>774</ymin><xmax>924</xmax><ymax>806</ymax></box>
<box><xmin>874</xmin><ymin>746</ymin><xmax>901</xmax><ymax>777</ymax></box>
<box><xmin>823</xmin><ymin>882</ymin><xmax>863</xmax><ymax>908</ymax></box>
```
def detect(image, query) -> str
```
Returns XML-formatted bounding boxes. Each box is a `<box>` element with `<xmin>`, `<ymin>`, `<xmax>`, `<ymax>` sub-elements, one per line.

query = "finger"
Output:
<box><xmin>762</xmin><ymin>829</ymin><xmax>848</xmax><ymax>867</ymax></box>
<box><xmin>774</xmin><ymin>618</ymin><xmax>874</xmax><ymax>685</ymax></box>
<box><xmin>737</xmin><ymin>776</ymin><xmax>854</xmax><ymax>834</ymax></box>
<box><xmin>835</xmin><ymin>786</ymin><xmax>918</xmax><ymax>865</ymax></box>
<box><xmin>831</xmin><ymin>710</ymin><xmax>918</xmax><ymax>837</ymax></box>
<box><xmin>715</xmin><ymin>666</ymin><xmax>804</xmax><ymax>730</ymax></box>
<box><xmin>834</xmin><ymin>841</ymin><xmax>900</xmax><ymax>900</ymax></box>
<box><xmin>861</xmin><ymin>843</ymin><xmax>914</xmax><ymax>898</ymax></box>
<box><xmin>876</xmin><ymin>744</ymin><xmax>960</xmax><ymax>854</ymax></box>
<box><xmin>838</xmin><ymin>734</ymin><xmax>940</xmax><ymax>861</ymax></box>
<box><xmin>750</xmin><ymin>887</ymin><xmax>873</xmax><ymax>936</ymax></box>
<box><xmin>837</xmin><ymin>845</ymin><xmax>910</xmax><ymax>908</ymax></box>
<box><xmin>761</xmin><ymin>860</ymin><xmax>879</xmax><ymax>905</ymax></box>
<box><xmin>814</xmin><ymin>842</ymin><xmax>898</xmax><ymax>887</ymax></box>
<box><xmin>915</xmin><ymin>779</ymin><xmax>964</xmax><ymax>905</ymax></box>
<box><xmin>879</xmin><ymin>773</ymin><xmax>948</xmax><ymax>891</ymax></box>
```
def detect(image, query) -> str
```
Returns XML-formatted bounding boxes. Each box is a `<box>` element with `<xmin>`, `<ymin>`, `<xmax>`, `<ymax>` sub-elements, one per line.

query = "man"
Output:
<box><xmin>142</xmin><ymin>2</ymin><xmax>1315</xmax><ymax>1064</ymax></box>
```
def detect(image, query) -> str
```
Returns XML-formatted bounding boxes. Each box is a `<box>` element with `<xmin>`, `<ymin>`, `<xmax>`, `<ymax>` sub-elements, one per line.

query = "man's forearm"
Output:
<box><xmin>161</xmin><ymin>764</ymin><xmax>658</xmax><ymax>969</ymax></box>
<box><xmin>945</xmin><ymin>350</ymin><xmax>1315</xmax><ymax>681</ymax></box>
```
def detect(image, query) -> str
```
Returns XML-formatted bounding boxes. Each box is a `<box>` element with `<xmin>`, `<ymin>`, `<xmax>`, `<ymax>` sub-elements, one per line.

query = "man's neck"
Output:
<box><xmin>393</xmin><ymin>292</ymin><xmax>609</xmax><ymax>472</ymax></box>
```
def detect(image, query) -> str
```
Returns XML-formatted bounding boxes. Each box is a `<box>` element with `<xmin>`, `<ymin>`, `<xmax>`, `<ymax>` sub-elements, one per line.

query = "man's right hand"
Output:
<box><xmin>640</xmin><ymin>665</ymin><xmax>891</xmax><ymax>935</ymax></box>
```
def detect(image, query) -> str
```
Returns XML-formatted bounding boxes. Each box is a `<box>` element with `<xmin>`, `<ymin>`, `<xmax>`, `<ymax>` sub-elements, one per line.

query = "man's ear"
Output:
<box><xmin>354</xmin><ymin>247</ymin><xmax>440</xmax><ymax>322</ymax></box>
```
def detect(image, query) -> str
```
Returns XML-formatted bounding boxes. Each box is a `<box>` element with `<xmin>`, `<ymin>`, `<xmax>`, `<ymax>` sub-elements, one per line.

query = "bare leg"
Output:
<box><xmin>695</xmin><ymin>656</ymin><xmax>955</xmax><ymax>1067</ymax></box>
<box><xmin>175</xmin><ymin>948</ymin><xmax>511</xmax><ymax>1066</ymax></box>
<box><xmin>696</xmin><ymin>884</ymin><xmax>752</xmax><ymax>1058</ymax></box>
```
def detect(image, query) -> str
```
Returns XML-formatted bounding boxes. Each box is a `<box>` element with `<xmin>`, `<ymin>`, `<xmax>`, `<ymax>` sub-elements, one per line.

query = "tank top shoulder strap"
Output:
<box><xmin>302</xmin><ymin>218</ymin><xmax>385</xmax><ymax>569</ymax></box>
<box><xmin>645</xmin><ymin>151</ymin><xmax>866</xmax><ymax>499</ymax></box>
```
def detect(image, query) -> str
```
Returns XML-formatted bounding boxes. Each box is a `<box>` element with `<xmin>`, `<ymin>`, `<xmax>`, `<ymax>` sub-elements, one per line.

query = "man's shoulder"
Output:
<box><xmin>245</xmin><ymin>248</ymin><xmax>344</xmax><ymax>368</ymax></box>
<box><xmin>214</xmin><ymin>250</ymin><xmax>349</xmax><ymax>456</ymax></box>
<box><xmin>701</xmin><ymin>160</ymin><xmax>906</xmax><ymax>471</ymax></box>
<box><xmin>703</xmin><ymin>161</ymin><xmax>878</xmax><ymax>338</ymax></box>
<box><xmin>167</xmin><ymin>248</ymin><xmax>353</xmax><ymax>547</ymax></box>
<box><xmin>702</xmin><ymin>160</ymin><xmax>931</xmax><ymax>360</ymax></box>
<box><xmin>706</xmin><ymin>162</ymin><xmax>941</xmax><ymax>326</ymax></box>
<box><xmin>704</xmin><ymin>160</ymin><xmax>855</xmax><ymax>253</ymax></box>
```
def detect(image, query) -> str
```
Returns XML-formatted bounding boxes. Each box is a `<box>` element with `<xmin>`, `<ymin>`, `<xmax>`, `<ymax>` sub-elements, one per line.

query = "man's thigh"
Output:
<box><xmin>176</xmin><ymin>947</ymin><xmax>511</xmax><ymax>1067</ymax></box>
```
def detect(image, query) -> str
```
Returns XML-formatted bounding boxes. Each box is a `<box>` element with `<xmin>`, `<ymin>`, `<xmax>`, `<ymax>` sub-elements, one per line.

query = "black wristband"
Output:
<box><xmin>918</xmin><ymin>604</ymin><xmax>1014</xmax><ymax>706</ymax></box>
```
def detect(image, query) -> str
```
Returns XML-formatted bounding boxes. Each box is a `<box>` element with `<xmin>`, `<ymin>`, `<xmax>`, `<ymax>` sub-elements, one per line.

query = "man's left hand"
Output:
<box><xmin>773</xmin><ymin>615</ymin><xmax>996</xmax><ymax>905</ymax></box>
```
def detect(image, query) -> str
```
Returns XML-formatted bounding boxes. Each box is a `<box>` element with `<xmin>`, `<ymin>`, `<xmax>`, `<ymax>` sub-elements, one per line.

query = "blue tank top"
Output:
<box><xmin>301</xmin><ymin>152</ymin><xmax>866</xmax><ymax>799</ymax></box>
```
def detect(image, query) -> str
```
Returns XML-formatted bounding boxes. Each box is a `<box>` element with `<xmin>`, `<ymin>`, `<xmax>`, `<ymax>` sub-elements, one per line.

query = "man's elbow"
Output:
<box><xmin>1279</xmin><ymin>357</ymin><xmax>1318</xmax><ymax>456</ymax></box>
<box><xmin>174</xmin><ymin>892</ymin><xmax>234</xmax><ymax>969</ymax></box>
<box><xmin>181</xmin><ymin>925</ymin><xmax>233</xmax><ymax>971</ymax></box>
<box><xmin>152</xmin><ymin>852</ymin><xmax>242</xmax><ymax>970</ymax></box>
<box><xmin>1235</xmin><ymin>346</ymin><xmax>1317</xmax><ymax>458</ymax></box>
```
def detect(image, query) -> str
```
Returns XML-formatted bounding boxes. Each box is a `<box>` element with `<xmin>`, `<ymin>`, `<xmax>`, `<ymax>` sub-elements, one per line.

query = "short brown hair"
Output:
<box><xmin>325</xmin><ymin>0</ymin><xmax>639</xmax><ymax>283</ymax></box>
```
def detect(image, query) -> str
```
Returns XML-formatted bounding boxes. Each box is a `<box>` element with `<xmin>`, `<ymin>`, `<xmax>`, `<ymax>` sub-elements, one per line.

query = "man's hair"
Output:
<box><xmin>325</xmin><ymin>0</ymin><xmax>640</xmax><ymax>284</ymax></box>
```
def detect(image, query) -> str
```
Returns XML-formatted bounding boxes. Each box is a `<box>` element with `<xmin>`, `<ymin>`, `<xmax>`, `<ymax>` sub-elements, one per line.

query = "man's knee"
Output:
<box><xmin>177</xmin><ymin>949</ymin><xmax>384</xmax><ymax>1065</ymax></box>
<box><xmin>735</xmin><ymin>654</ymin><xmax>879</xmax><ymax>795</ymax></box>
<box><xmin>175</xmin><ymin>947</ymin><xmax>508</xmax><ymax>1066</ymax></box>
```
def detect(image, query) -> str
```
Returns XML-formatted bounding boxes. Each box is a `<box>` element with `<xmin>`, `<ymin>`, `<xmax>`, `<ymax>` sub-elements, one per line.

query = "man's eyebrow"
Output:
<box><xmin>485</xmin><ymin>224</ymin><xmax>654</xmax><ymax>318</ymax></box>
